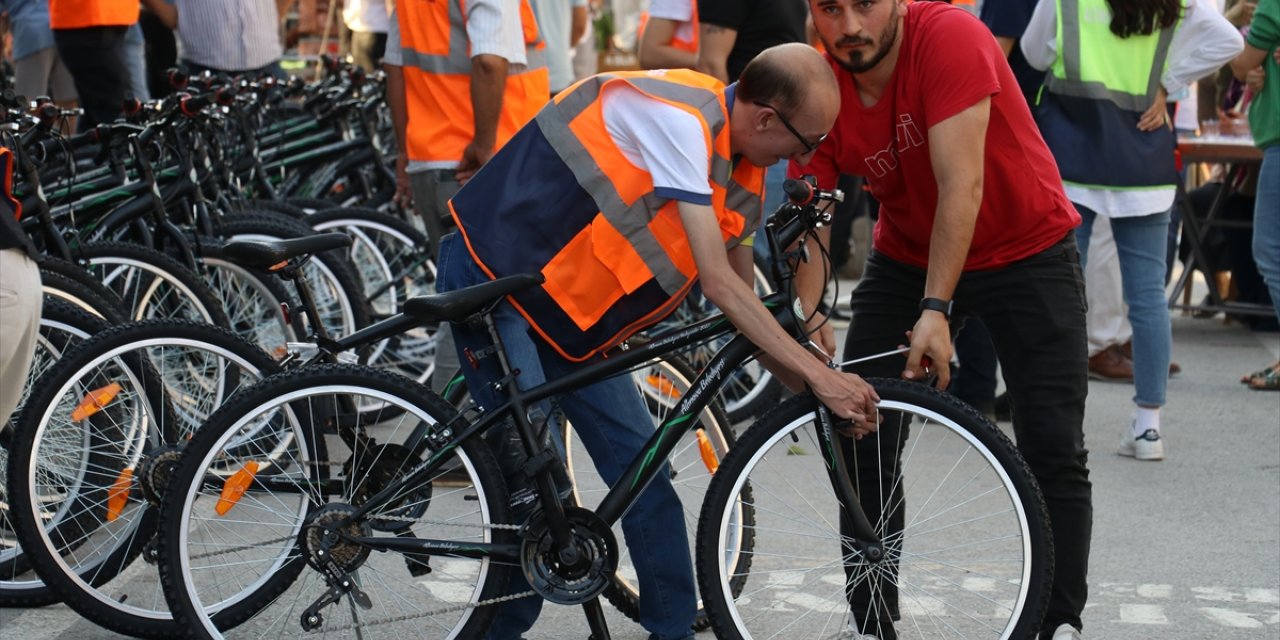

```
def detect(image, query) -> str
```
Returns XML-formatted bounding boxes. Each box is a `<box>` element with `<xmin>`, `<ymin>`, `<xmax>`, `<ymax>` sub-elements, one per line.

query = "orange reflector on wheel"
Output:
<box><xmin>696</xmin><ymin>429</ymin><xmax>719</xmax><ymax>474</ymax></box>
<box><xmin>645</xmin><ymin>373</ymin><xmax>681</xmax><ymax>398</ymax></box>
<box><xmin>71</xmin><ymin>383</ymin><xmax>123</xmax><ymax>421</ymax></box>
<box><xmin>106</xmin><ymin>468</ymin><xmax>133</xmax><ymax>521</ymax></box>
<box><xmin>215</xmin><ymin>461</ymin><xmax>260</xmax><ymax>516</ymax></box>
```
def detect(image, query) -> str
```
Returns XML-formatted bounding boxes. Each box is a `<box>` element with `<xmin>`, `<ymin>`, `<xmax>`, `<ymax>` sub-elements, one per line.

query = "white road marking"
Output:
<box><xmin>1199</xmin><ymin>607</ymin><xmax>1265</xmax><ymax>628</ymax></box>
<box><xmin>1118</xmin><ymin>604</ymin><xmax>1168</xmax><ymax>625</ymax></box>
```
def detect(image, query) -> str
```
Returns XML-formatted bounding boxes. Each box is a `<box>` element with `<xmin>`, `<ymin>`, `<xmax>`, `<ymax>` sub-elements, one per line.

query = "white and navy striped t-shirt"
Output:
<box><xmin>176</xmin><ymin>0</ymin><xmax>282</xmax><ymax>73</ymax></box>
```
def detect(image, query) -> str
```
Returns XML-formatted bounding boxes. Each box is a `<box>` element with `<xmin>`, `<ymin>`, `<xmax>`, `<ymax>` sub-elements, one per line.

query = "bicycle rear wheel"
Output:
<box><xmin>696</xmin><ymin>379</ymin><xmax>1053</xmax><ymax>640</ymax></box>
<box><xmin>157</xmin><ymin>365</ymin><xmax>513</xmax><ymax>639</ymax></box>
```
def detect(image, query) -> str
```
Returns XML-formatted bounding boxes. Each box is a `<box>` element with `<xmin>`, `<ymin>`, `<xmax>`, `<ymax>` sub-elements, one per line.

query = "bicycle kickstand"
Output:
<box><xmin>583</xmin><ymin>596</ymin><xmax>612</xmax><ymax>640</ymax></box>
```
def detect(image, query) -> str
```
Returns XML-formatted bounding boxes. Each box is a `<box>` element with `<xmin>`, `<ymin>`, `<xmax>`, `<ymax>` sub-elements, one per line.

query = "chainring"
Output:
<box><xmin>521</xmin><ymin>506</ymin><xmax>618</xmax><ymax>605</ymax></box>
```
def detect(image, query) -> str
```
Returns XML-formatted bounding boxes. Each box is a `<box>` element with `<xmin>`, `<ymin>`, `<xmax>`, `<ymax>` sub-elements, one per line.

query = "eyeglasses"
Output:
<box><xmin>753</xmin><ymin>100</ymin><xmax>828</xmax><ymax>154</ymax></box>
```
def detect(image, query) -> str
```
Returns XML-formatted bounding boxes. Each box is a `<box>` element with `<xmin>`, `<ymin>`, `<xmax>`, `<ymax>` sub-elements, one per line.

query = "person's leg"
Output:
<box><xmin>12</xmin><ymin>48</ymin><xmax>55</xmax><ymax>101</ymax></box>
<box><xmin>949</xmin><ymin>317</ymin><xmax>998</xmax><ymax>415</ymax></box>
<box><xmin>410</xmin><ymin>170</ymin><xmax>462</xmax><ymax>395</ymax></box>
<box><xmin>839</xmin><ymin>251</ymin><xmax>927</xmax><ymax>639</ymax></box>
<box><xmin>537</xmin><ymin>350</ymin><xmax>698</xmax><ymax>640</ymax></box>
<box><xmin>965</xmin><ymin>236</ymin><xmax>1092</xmax><ymax>638</ymax></box>
<box><xmin>53</xmin><ymin>26</ymin><xmax>130</xmax><ymax>130</ymax></box>
<box><xmin>436</xmin><ymin>233</ymin><xmax>547</xmax><ymax>638</ymax></box>
<box><xmin>1085</xmin><ymin>216</ymin><xmax>1133</xmax><ymax>357</ymax></box>
<box><xmin>123</xmin><ymin>23</ymin><xmax>150</xmax><ymax>101</ymax></box>
<box><xmin>752</xmin><ymin>160</ymin><xmax>788</xmax><ymax>262</ymax></box>
<box><xmin>1254</xmin><ymin>146</ymin><xmax>1280</xmax><ymax>325</ymax></box>
<box><xmin>350</xmin><ymin>30</ymin><xmax>377</xmax><ymax>71</ymax></box>
<box><xmin>0</xmin><ymin>249</ymin><xmax>42</xmax><ymax>428</ymax></box>
<box><xmin>1111</xmin><ymin>212</ymin><xmax>1172</xmax><ymax>412</ymax></box>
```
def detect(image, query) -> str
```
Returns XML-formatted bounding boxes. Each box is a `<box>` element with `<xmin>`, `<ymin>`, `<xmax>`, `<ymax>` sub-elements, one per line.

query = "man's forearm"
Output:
<box><xmin>385</xmin><ymin>64</ymin><xmax>409</xmax><ymax>156</ymax></box>
<box><xmin>141</xmin><ymin>0</ymin><xmax>177</xmax><ymax>29</ymax></box>
<box><xmin>470</xmin><ymin>53</ymin><xmax>509</xmax><ymax>151</ymax></box>
<box><xmin>924</xmin><ymin>184</ymin><xmax>980</xmax><ymax>303</ymax></box>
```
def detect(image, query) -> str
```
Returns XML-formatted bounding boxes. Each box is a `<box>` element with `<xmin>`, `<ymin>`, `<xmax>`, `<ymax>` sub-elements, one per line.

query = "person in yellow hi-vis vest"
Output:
<box><xmin>440</xmin><ymin>44</ymin><xmax>878</xmax><ymax>639</ymax></box>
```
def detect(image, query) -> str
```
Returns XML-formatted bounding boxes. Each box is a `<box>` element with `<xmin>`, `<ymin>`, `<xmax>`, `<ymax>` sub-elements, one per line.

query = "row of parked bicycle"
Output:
<box><xmin>1</xmin><ymin>58</ymin><xmax>1053</xmax><ymax>640</ymax></box>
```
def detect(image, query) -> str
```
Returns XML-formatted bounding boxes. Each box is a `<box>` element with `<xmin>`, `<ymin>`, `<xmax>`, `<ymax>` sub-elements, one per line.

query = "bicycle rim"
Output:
<box><xmin>699</xmin><ymin>389</ymin><xmax>1048</xmax><ymax>640</ymax></box>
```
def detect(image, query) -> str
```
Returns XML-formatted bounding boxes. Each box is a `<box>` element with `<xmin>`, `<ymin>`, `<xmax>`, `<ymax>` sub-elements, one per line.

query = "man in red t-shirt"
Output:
<box><xmin>802</xmin><ymin>1</ymin><xmax>1091</xmax><ymax>638</ymax></box>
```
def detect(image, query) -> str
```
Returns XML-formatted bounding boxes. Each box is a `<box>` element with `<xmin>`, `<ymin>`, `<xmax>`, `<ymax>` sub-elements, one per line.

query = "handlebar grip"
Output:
<box><xmin>167</xmin><ymin>68</ymin><xmax>189</xmax><ymax>90</ymax></box>
<box><xmin>179</xmin><ymin>92</ymin><xmax>214</xmax><ymax>117</ymax></box>
<box><xmin>783</xmin><ymin>178</ymin><xmax>816</xmax><ymax>205</ymax></box>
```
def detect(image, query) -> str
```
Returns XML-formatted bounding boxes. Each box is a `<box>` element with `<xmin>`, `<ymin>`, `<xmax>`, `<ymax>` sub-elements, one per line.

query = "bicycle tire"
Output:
<box><xmin>156</xmin><ymin>364</ymin><xmax>513</xmax><ymax>639</ymax></box>
<box><xmin>193</xmin><ymin>236</ymin><xmax>302</xmax><ymax>358</ymax></box>
<box><xmin>696</xmin><ymin>379</ymin><xmax>1053</xmax><ymax>640</ymax></box>
<box><xmin>0</xmin><ymin>299</ymin><xmax>110</xmax><ymax>607</ymax></box>
<box><xmin>217</xmin><ymin>213</ymin><xmax>372</xmax><ymax>348</ymax></box>
<box><xmin>77</xmin><ymin>241</ymin><xmax>232</xmax><ymax>328</ymax></box>
<box><xmin>563</xmin><ymin>351</ymin><xmax>752</xmax><ymax>631</ymax></box>
<box><xmin>5</xmin><ymin>321</ymin><xmax>277</xmax><ymax>637</ymax></box>
<box><xmin>307</xmin><ymin>207</ymin><xmax>439</xmax><ymax>385</ymax></box>
<box><xmin>38</xmin><ymin>256</ymin><xmax>130</xmax><ymax>324</ymax></box>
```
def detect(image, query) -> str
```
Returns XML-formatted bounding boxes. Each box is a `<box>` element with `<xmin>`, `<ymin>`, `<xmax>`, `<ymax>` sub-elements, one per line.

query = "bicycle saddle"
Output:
<box><xmin>404</xmin><ymin>273</ymin><xmax>545</xmax><ymax>323</ymax></box>
<box><xmin>220</xmin><ymin>232</ymin><xmax>353</xmax><ymax>270</ymax></box>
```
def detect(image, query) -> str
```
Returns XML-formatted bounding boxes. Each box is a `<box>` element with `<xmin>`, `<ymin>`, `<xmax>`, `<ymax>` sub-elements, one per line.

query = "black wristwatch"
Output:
<box><xmin>919</xmin><ymin>297</ymin><xmax>953</xmax><ymax>320</ymax></box>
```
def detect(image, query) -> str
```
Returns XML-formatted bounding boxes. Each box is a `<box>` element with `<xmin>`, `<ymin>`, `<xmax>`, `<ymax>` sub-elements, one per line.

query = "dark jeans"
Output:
<box><xmin>951</xmin><ymin>317</ymin><xmax>999</xmax><ymax>411</ymax></box>
<box><xmin>53</xmin><ymin>26</ymin><xmax>129</xmax><ymax>131</ymax></box>
<box><xmin>349</xmin><ymin>30</ymin><xmax>387</xmax><ymax>71</ymax></box>
<box><xmin>840</xmin><ymin>236</ymin><xmax>1092</xmax><ymax>638</ymax></box>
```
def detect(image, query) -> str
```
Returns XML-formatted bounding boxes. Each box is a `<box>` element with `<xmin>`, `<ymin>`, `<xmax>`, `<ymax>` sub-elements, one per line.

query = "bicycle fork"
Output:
<box><xmin>812</xmin><ymin>402</ymin><xmax>884</xmax><ymax>560</ymax></box>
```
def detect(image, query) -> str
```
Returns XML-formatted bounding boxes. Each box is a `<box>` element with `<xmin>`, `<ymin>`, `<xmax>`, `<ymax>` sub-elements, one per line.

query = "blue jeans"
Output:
<box><xmin>436</xmin><ymin>234</ymin><xmax>697</xmax><ymax>640</ymax></box>
<box><xmin>752</xmin><ymin>160</ymin><xmax>789</xmax><ymax>261</ymax></box>
<box><xmin>1253</xmin><ymin>145</ymin><xmax>1280</xmax><ymax>324</ymax></box>
<box><xmin>1075</xmin><ymin>205</ymin><xmax>1171</xmax><ymax>407</ymax></box>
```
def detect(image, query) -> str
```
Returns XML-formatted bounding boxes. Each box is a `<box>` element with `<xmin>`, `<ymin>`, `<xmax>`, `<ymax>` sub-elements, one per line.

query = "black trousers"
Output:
<box><xmin>840</xmin><ymin>235</ymin><xmax>1093</xmax><ymax>638</ymax></box>
<box><xmin>52</xmin><ymin>26</ymin><xmax>129</xmax><ymax>131</ymax></box>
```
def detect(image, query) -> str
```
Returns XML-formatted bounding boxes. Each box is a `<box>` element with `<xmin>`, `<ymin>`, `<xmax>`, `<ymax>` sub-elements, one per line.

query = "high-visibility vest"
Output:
<box><xmin>1034</xmin><ymin>0</ymin><xmax>1180</xmax><ymax>190</ymax></box>
<box><xmin>450</xmin><ymin>69</ymin><xmax>765</xmax><ymax>362</ymax></box>
<box><xmin>1</xmin><ymin>148</ymin><xmax>21</xmax><ymax>221</ymax></box>
<box><xmin>49</xmin><ymin>0</ymin><xmax>138</xmax><ymax>29</ymax></box>
<box><xmin>638</xmin><ymin>8</ymin><xmax>700</xmax><ymax>54</ymax></box>
<box><xmin>395</xmin><ymin>0</ymin><xmax>549</xmax><ymax>164</ymax></box>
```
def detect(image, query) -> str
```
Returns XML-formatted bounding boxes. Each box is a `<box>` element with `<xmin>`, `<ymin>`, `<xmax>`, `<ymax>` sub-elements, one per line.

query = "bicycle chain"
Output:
<box><xmin>316</xmin><ymin>589</ymin><xmax>538</xmax><ymax>634</ymax></box>
<box><xmin>190</xmin><ymin>515</ymin><xmax>522</xmax><ymax>562</ymax></box>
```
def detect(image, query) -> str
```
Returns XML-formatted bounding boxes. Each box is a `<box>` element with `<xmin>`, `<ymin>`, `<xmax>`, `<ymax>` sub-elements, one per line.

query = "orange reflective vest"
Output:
<box><xmin>1</xmin><ymin>148</ymin><xmax>22</xmax><ymax>220</ymax></box>
<box><xmin>638</xmin><ymin>8</ymin><xmax>700</xmax><ymax>54</ymax></box>
<box><xmin>450</xmin><ymin>69</ymin><xmax>765</xmax><ymax>362</ymax></box>
<box><xmin>49</xmin><ymin>0</ymin><xmax>138</xmax><ymax>29</ymax></box>
<box><xmin>395</xmin><ymin>0</ymin><xmax>549</xmax><ymax>164</ymax></box>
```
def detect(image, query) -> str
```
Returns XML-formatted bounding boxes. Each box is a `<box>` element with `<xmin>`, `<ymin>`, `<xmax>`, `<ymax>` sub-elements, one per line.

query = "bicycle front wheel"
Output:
<box><xmin>696</xmin><ymin>379</ymin><xmax>1052</xmax><ymax>640</ymax></box>
<box><xmin>157</xmin><ymin>364</ymin><xmax>513</xmax><ymax>639</ymax></box>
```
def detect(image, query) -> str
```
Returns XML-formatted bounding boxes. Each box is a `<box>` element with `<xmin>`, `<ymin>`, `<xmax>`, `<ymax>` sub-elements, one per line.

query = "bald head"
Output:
<box><xmin>737</xmin><ymin>43</ymin><xmax>839</xmax><ymax>120</ymax></box>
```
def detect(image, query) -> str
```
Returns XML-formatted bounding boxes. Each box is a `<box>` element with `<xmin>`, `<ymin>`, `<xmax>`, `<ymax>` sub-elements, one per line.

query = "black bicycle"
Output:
<box><xmin>155</xmin><ymin>179</ymin><xmax>1052</xmax><ymax>639</ymax></box>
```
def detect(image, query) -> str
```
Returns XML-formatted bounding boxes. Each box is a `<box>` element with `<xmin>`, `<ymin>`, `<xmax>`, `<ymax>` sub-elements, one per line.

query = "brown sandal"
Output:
<box><xmin>1241</xmin><ymin>366</ymin><xmax>1275</xmax><ymax>384</ymax></box>
<box><xmin>1248</xmin><ymin>369</ymin><xmax>1280</xmax><ymax>391</ymax></box>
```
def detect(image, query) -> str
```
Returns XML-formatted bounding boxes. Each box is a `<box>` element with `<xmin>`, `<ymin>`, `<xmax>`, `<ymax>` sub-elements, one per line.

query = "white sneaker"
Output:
<box><xmin>1051</xmin><ymin>623</ymin><xmax>1082</xmax><ymax>639</ymax></box>
<box><xmin>1118</xmin><ymin>427</ymin><xmax>1164</xmax><ymax>461</ymax></box>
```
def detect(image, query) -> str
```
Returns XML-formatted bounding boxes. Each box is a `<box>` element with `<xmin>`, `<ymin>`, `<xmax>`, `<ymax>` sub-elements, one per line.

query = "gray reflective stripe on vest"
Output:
<box><xmin>536</xmin><ymin>107</ymin><xmax>688</xmax><ymax>296</ymax></box>
<box><xmin>554</xmin><ymin>74</ymin><xmax>726</xmax><ymax>138</ymax></box>
<box><xmin>706</xmin><ymin>156</ymin><xmax>762</xmax><ymax>243</ymax></box>
<box><xmin>401</xmin><ymin>0</ymin><xmax>546</xmax><ymax>75</ymax></box>
<box><xmin>1049</xmin><ymin>0</ymin><xmax>1175</xmax><ymax>110</ymax></box>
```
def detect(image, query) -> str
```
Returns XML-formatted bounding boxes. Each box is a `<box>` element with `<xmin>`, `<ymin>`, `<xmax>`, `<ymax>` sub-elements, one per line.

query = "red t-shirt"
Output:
<box><xmin>797</xmin><ymin>2</ymin><xmax>1079</xmax><ymax>270</ymax></box>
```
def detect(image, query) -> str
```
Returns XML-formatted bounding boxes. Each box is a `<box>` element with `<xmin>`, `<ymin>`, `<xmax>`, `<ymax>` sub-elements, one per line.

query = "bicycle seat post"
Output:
<box><xmin>479</xmin><ymin>312</ymin><xmax>579</xmax><ymax>560</ymax></box>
